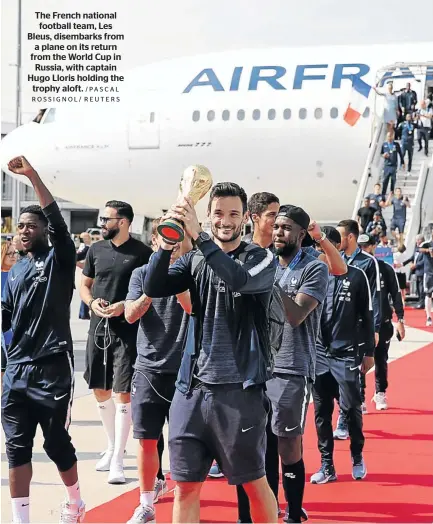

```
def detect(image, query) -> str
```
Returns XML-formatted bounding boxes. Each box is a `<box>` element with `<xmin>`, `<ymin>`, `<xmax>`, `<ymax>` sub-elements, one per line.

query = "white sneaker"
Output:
<box><xmin>426</xmin><ymin>318</ymin><xmax>432</xmax><ymax>327</ymax></box>
<box><xmin>373</xmin><ymin>392</ymin><xmax>388</xmax><ymax>410</ymax></box>
<box><xmin>96</xmin><ymin>450</ymin><xmax>113</xmax><ymax>471</ymax></box>
<box><xmin>59</xmin><ymin>501</ymin><xmax>86</xmax><ymax>523</ymax></box>
<box><xmin>154</xmin><ymin>478</ymin><xmax>168</xmax><ymax>503</ymax></box>
<box><xmin>108</xmin><ymin>462</ymin><xmax>125</xmax><ymax>484</ymax></box>
<box><xmin>127</xmin><ymin>505</ymin><xmax>156</xmax><ymax>523</ymax></box>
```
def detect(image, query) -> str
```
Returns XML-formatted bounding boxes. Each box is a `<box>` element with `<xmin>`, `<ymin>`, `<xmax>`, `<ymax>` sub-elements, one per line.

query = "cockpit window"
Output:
<box><xmin>33</xmin><ymin>109</ymin><xmax>47</xmax><ymax>123</ymax></box>
<box><xmin>41</xmin><ymin>108</ymin><xmax>56</xmax><ymax>124</ymax></box>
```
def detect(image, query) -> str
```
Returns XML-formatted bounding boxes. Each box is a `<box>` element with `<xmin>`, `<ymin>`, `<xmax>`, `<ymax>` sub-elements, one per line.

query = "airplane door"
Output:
<box><xmin>128</xmin><ymin>111</ymin><xmax>160</xmax><ymax>149</ymax></box>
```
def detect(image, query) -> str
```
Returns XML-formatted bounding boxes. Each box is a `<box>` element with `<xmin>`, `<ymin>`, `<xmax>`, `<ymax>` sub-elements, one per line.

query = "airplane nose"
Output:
<box><xmin>0</xmin><ymin>122</ymin><xmax>54</xmax><ymax>177</ymax></box>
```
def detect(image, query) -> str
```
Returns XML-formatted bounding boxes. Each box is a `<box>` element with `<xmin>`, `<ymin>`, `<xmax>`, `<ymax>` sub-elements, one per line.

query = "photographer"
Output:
<box><xmin>366</xmin><ymin>212</ymin><xmax>387</xmax><ymax>244</ymax></box>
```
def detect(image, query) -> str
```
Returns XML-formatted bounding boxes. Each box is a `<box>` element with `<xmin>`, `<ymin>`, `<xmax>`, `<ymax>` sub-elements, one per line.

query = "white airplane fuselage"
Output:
<box><xmin>1</xmin><ymin>43</ymin><xmax>432</xmax><ymax>222</ymax></box>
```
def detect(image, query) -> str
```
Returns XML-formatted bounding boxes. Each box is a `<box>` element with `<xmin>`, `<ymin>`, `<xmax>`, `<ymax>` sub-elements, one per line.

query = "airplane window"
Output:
<box><xmin>268</xmin><ymin>109</ymin><xmax>276</xmax><ymax>120</ymax></box>
<box><xmin>314</xmin><ymin>108</ymin><xmax>323</xmax><ymax>119</ymax></box>
<box><xmin>330</xmin><ymin>107</ymin><xmax>339</xmax><ymax>119</ymax></box>
<box><xmin>192</xmin><ymin>111</ymin><xmax>200</xmax><ymax>122</ymax></box>
<box><xmin>207</xmin><ymin>110</ymin><xmax>215</xmax><ymax>122</ymax></box>
<box><xmin>299</xmin><ymin>108</ymin><xmax>307</xmax><ymax>120</ymax></box>
<box><xmin>150</xmin><ymin>112</ymin><xmax>155</xmax><ymax>123</ymax></box>
<box><xmin>363</xmin><ymin>107</ymin><xmax>370</xmax><ymax>118</ymax></box>
<box><xmin>253</xmin><ymin>109</ymin><xmax>261</xmax><ymax>121</ymax></box>
<box><xmin>283</xmin><ymin>109</ymin><xmax>291</xmax><ymax>120</ymax></box>
<box><xmin>222</xmin><ymin>110</ymin><xmax>230</xmax><ymax>121</ymax></box>
<box><xmin>237</xmin><ymin>109</ymin><xmax>245</xmax><ymax>121</ymax></box>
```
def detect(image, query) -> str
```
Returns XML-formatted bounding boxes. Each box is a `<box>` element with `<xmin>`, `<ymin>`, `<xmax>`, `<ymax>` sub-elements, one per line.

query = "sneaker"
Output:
<box><xmin>352</xmin><ymin>455</ymin><xmax>367</xmax><ymax>480</ymax></box>
<box><xmin>310</xmin><ymin>463</ymin><xmax>337</xmax><ymax>484</ymax></box>
<box><xmin>59</xmin><ymin>501</ymin><xmax>86</xmax><ymax>523</ymax></box>
<box><xmin>333</xmin><ymin>413</ymin><xmax>349</xmax><ymax>440</ymax></box>
<box><xmin>427</xmin><ymin>318</ymin><xmax>432</xmax><ymax>327</ymax></box>
<box><xmin>127</xmin><ymin>505</ymin><xmax>156</xmax><ymax>524</ymax></box>
<box><xmin>108</xmin><ymin>462</ymin><xmax>125</xmax><ymax>484</ymax></box>
<box><xmin>96</xmin><ymin>450</ymin><xmax>113</xmax><ymax>471</ymax></box>
<box><xmin>362</xmin><ymin>402</ymin><xmax>368</xmax><ymax>414</ymax></box>
<box><xmin>154</xmin><ymin>478</ymin><xmax>168</xmax><ymax>503</ymax></box>
<box><xmin>373</xmin><ymin>392</ymin><xmax>388</xmax><ymax>410</ymax></box>
<box><xmin>283</xmin><ymin>507</ymin><xmax>308</xmax><ymax>522</ymax></box>
<box><xmin>208</xmin><ymin>462</ymin><xmax>224</xmax><ymax>478</ymax></box>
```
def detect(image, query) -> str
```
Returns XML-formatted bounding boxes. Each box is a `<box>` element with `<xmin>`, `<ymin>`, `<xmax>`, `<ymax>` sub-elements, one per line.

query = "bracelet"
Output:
<box><xmin>88</xmin><ymin>298</ymin><xmax>95</xmax><ymax>312</ymax></box>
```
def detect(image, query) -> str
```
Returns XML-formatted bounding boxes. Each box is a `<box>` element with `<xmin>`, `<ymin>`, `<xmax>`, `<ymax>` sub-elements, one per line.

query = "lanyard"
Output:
<box><xmin>278</xmin><ymin>249</ymin><xmax>303</xmax><ymax>288</ymax></box>
<box><xmin>342</xmin><ymin>247</ymin><xmax>360</xmax><ymax>266</ymax></box>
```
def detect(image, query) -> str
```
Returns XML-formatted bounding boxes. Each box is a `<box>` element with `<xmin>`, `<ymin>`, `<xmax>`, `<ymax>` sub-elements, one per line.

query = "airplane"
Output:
<box><xmin>1</xmin><ymin>42</ymin><xmax>432</xmax><ymax>224</ymax></box>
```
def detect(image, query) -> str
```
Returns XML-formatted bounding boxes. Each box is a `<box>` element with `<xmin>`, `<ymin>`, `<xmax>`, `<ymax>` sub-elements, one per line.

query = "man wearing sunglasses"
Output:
<box><xmin>80</xmin><ymin>201</ymin><xmax>152</xmax><ymax>484</ymax></box>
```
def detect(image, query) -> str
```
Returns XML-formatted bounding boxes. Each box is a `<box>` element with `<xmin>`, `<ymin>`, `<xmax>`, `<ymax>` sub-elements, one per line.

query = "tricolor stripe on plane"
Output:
<box><xmin>344</xmin><ymin>77</ymin><xmax>372</xmax><ymax>126</ymax></box>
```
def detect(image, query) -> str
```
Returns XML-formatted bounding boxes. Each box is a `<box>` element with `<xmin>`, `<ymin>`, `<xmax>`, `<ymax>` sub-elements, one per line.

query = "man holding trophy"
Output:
<box><xmin>143</xmin><ymin>166</ymin><xmax>278</xmax><ymax>523</ymax></box>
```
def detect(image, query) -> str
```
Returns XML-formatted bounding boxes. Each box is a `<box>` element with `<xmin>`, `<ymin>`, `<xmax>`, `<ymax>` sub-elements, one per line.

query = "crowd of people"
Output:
<box><xmin>1</xmin><ymin>155</ymin><xmax>432</xmax><ymax>524</ymax></box>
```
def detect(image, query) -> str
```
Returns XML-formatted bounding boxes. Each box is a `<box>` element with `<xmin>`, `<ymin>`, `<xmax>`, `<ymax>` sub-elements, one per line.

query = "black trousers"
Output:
<box><xmin>417</xmin><ymin>275</ymin><xmax>425</xmax><ymax>304</ymax></box>
<box><xmin>418</xmin><ymin>128</ymin><xmax>430</xmax><ymax>154</ymax></box>
<box><xmin>360</xmin><ymin>321</ymin><xmax>393</xmax><ymax>401</ymax></box>
<box><xmin>236</xmin><ymin>408</ymin><xmax>279</xmax><ymax>522</ymax></box>
<box><xmin>313</xmin><ymin>362</ymin><xmax>364</xmax><ymax>464</ymax></box>
<box><xmin>401</xmin><ymin>141</ymin><xmax>413</xmax><ymax>171</ymax></box>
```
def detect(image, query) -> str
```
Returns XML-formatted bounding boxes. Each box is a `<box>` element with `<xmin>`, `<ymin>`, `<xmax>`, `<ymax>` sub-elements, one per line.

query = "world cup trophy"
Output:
<box><xmin>157</xmin><ymin>165</ymin><xmax>213</xmax><ymax>243</ymax></box>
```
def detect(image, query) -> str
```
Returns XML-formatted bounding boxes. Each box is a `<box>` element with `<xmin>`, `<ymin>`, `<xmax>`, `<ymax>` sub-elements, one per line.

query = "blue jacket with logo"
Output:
<box><xmin>143</xmin><ymin>240</ymin><xmax>275</xmax><ymax>393</ymax></box>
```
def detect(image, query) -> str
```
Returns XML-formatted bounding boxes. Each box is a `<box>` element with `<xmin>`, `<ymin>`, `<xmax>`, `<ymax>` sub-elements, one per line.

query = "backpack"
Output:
<box><xmin>191</xmin><ymin>247</ymin><xmax>285</xmax><ymax>355</ymax></box>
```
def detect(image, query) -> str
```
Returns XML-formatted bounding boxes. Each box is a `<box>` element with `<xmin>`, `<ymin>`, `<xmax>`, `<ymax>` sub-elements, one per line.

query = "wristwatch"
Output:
<box><xmin>398</xmin><ymin>318</ymin><xmax>405</xmax><ymax>324</ymax></box>
<box><xmin>196</xmin><ymin>231</ymin><xmax>211</xmax><ymax>247</ymax></box>
<box><xmin>316</xmin><ymin>231</ymin><xmax>327</xmax><ymax>243</ymax></box>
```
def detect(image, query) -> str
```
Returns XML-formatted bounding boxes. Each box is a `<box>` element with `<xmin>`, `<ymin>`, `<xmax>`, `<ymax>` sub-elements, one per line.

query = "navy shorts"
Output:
<box><xmin>1</xmin><ymin>352</ymin><xmax>77</xmax><ymax>470</ymax></box>
<box><xmin>131</xmin><ymin>369</ymin><xmax>176</xmax><ymax>440</ymax></box>
<box><xmin>390</xmin><ymin>217</ymin><xmax>405</xmax><ymax>233</ymax></box>
<box><xmin>266</xmin><ymin>373</ymin><xmax>311</xmax><ymax>438</ymax></box>
<box><xmin>84</xmin><ymin>330</ymin><xmax>137</xmax><ymax>393</ymax></box>
<box><xmin>168</xmin><ymin>383</ymin><xmax>269</xmax><ymax>485</ymax></box>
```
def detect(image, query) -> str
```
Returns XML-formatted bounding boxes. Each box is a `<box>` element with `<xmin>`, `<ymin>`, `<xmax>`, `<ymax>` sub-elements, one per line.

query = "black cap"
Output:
<box><xmin>358</xmin><ymin>233</ymin><xmax>375</xmax><ymax>246</ymax></box>
<box><xmin>276</xmin><ymin>204</ymin><xmax>313</xmax><ymax>247</ymax></box>
<box><xmin>322</xmin><ymin>226</ymin><xmax>341</xmax><ymax>245</ymax></box>
<box><xmin>374</xmin><ymin>211</ymin><xmax>381</xmax><ymax>217</ymax></box>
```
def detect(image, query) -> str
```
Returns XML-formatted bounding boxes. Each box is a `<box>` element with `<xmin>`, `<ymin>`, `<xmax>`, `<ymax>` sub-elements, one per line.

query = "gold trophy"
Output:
<box><xmin>158</xmin><ymin>165</ymin><xmax>213</xmax><ymax>243</ymax></box>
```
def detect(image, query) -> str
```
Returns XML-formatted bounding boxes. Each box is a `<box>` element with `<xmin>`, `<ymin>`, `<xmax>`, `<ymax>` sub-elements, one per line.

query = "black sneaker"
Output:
<box><xmin>283</xmin><ymin>507</ymin><xmax>308</xmax><ymax>522</ymax></box>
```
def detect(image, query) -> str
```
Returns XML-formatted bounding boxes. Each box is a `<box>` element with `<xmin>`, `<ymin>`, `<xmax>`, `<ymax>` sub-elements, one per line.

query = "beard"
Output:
<box><xmin>274</xmin><ymin>240</ymin><xmax>298</xmax><ymax>257</ymax></box>
<box><xmin>102</xmin><ymin>226</ymin><xmax>119</xmax><ymax>240</ymax></box>
<box><xmin>211</xmin><ymin>222</ymin><xmax>243</xmax><ymax>243</ymax></box>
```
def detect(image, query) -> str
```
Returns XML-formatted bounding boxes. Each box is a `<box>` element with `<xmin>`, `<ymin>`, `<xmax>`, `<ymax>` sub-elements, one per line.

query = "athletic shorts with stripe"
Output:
<box><xmin>266</xmin><ymin>373</ymin><xmax>312</xmax><ymax>438</ymax></box>
<box><xmin>1</xmin><ymin>352</ymin><xmax>77</xmax><ymax>470</ymax></box>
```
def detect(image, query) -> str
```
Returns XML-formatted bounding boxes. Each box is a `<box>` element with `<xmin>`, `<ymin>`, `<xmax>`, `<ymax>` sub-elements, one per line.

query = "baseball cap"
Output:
<box><xmin>358</xmin><ymin>233</ymin><xmax>375</xmax><ymax>246</ymax></box>
<box><xmin>276</xmin><ymin>204</ymin><xmax>313</xmax><ymax>246</ymax></box>
<box><xmin>322</xmin><ymin>226</ymin><xmax>341</xmax><ymax>245</ymax></box>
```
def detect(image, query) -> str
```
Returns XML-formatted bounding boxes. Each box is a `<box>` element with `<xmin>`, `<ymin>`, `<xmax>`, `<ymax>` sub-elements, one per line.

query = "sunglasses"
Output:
<box><xmin>99</xmin><ymin>217</ymin><xmax>123</xmax><ymax>224</ymax></box>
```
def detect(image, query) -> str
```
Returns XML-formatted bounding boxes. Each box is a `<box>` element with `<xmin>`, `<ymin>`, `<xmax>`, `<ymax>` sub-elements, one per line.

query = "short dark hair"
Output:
<box><xmin>337</xmin><ymin>219</ymin><xmax>359</xmax><ymax>239</ymax></box>
<box><xmin>379</xmin><ymin>232</ymin><xmax>387</xmax><ymax>238</ymax></box>
<box><xmin>20</xmin><ymin>205</ymin><xmax>48</xmax><ymax>226</ymax></box>
<box><xmin>248</xmin><ymin>192</ymin><xmax>279</xmax><ymax>216</ymax></box>
<box><xmin>151</xmin><ymin>217</ymin><xmax>162</xmax><ymax>236</ymax></box>
<box><xmin>105</xmin><ymin>200</ymin><xmax>134</xmax><ymax>222</ymax></box>
<box><xmin>207</xmin><ymin>182</ymin><xmax>247</xmax><ymax>214</ymax></box>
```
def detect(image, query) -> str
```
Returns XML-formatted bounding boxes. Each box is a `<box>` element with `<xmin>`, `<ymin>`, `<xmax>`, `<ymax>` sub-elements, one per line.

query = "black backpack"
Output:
<box><xmin>191</xmin><ymin>248</ymin><xmax>285</xmax><ymax>356</ymax></box>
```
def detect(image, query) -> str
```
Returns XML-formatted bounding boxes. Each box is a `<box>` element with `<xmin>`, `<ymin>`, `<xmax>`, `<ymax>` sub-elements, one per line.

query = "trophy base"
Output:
<box><xmin>157</xmin><ymin>218</ymin><xmax>185</xmax><ymax>243</ymax></box>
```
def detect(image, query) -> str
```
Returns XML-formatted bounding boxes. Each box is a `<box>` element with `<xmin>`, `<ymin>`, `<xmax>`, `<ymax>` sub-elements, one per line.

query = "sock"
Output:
<box><xmin>11</xmin><ymin>497</ymin><xmax>30</xmax><ymax>523</ymax></box>
<box><xmin>97</xmin><ymin>398</ymin><xmax>116</xmax><ymax>453</ymax></box>
<box><xmin>426</xmin><ymin>296</ymin><xmax>432</xmax><ymax>319</ymax></box>
<box><xmin>157</xmin><ymin>435</ymin><xmax>165</xmax><ymax>480</ymax></box>
<box><xmin>140</xmin><ymin>491</ymin><xmax>154</xmax><ymax>509</ymax></box>
<box><xmin>65</xmin><ymin>480</ymin><xmax>82</xmax><ymax>506</ymax></box>
<box><xmin>282</xmin><ymin>459</ymin><xmax>305</xmax><ymax>522</ymax></box>
<box><xmin>112</xmin><ymin>403</ymin><xmax>132</xmax><ymax>467</ymax></box>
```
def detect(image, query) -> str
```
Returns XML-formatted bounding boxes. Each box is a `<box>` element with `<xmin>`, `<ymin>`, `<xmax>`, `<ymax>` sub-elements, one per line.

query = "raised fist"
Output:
<box><xmin>7</xmin><ymin>156</ymin><xmax>37</xmax><ymax>178</ymax></box>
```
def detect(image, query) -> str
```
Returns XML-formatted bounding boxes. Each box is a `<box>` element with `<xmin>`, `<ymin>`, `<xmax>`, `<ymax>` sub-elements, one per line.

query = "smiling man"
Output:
<box><xmin>1</xmin><ymin>156</ymin><xmax>85</xmax><ymax>523</ymax></box>
<box><xmin>143</xmin><ymin>182</ymin><xmax>277</xmax><ymax>523</ymax></box>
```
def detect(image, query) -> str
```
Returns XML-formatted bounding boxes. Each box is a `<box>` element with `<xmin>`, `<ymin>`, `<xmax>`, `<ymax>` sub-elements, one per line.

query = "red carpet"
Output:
<box><xmin>87</xmin><ymin>310</ymin><xmax>433</xmax><ymax>523</ymax></box>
